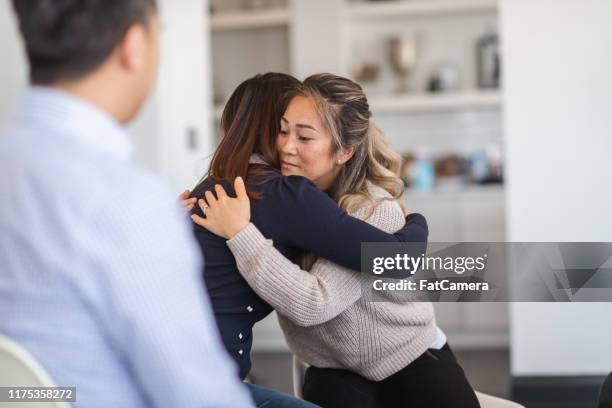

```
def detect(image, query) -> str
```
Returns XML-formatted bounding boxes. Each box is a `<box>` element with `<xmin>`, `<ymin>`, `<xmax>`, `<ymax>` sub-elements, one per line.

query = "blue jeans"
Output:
<box><xmin>246</xmin><ymin>383</ymin><xmax>320</xmax><ymax>408</ymax></box>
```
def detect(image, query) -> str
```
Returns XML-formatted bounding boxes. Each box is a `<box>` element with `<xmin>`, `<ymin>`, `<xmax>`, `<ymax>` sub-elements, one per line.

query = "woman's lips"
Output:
<box><xmin>280</xmin><ymin>160</ymin><xmax>299</xmax><ymax>170</ymax></box>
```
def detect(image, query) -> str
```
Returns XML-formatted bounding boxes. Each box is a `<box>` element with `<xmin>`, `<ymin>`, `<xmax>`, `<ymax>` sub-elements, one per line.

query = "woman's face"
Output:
<box><xmin>276</xmin><ymin>96</ymin><xmax>340</xmax><ymax>190</ymax></box>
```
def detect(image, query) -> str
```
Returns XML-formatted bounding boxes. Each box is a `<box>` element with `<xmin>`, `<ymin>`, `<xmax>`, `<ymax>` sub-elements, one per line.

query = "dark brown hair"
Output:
<box><xmin>12</xmin><ymin>0</ymin><xmax>157</xmax><ymax>84</ymax></box>
<box><xmin>197</xmin><ymin>72</ymin><xmax>301</xmax><ymax>199</ymax></box>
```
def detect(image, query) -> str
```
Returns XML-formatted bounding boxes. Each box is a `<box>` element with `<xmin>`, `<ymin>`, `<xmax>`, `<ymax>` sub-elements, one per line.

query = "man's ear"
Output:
<box><xmin>337</xmin><ymin>146</ymin><xmax>356</xmax><ymax>165</ymax></box>
<box><xmin>118</xmin><ymin>24</ymin><xmax>147</xmax><ymax>72</ymax></box>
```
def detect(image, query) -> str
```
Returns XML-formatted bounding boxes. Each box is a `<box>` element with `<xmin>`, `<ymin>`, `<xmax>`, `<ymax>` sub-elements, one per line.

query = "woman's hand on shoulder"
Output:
<box><xmin>191</xmin><ymin>177</ymin><xmax>251</xmax><ymax>239</ymax></box>
<box><xmin>178</xmin><ymin>189</ymin><xmax>197</xmax><ymax>212</ymax></box>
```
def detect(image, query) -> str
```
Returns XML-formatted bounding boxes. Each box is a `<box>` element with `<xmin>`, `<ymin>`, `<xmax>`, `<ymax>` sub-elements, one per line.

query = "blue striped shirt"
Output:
<box><xmin>0</xmin><ymin>87</ymin><xmax>254</xmax><ymax>408</ymax></box>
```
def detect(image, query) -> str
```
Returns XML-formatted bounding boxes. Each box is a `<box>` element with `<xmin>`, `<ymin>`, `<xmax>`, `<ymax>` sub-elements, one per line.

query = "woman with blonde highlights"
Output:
<box><xmin>196</xmin><ymin>73</ymin><xmax>480</xmax><ymax>408</ymax></box>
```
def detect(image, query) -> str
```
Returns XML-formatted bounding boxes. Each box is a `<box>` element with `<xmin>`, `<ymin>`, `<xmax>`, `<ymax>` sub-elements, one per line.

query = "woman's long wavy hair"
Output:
<box><xmin>300</xmin><ymin>73</ymin><xmax>405</xmax><ymax>214</ymax></box>
<box><xmin>192</xmin><ymin>72</ymin><xmax>301</xmax><ymax>200</ymax></box>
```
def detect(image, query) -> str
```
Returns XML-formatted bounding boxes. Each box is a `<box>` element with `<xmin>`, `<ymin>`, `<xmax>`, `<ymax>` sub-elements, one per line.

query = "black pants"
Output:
<box><xmin>302</xmin><ymin>343</ymin><xmax>480</xmax><ymax>408</ymax></box>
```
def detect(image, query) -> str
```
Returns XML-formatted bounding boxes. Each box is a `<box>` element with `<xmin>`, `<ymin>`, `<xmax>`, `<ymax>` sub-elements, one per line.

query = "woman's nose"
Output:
<box><xmin>279</xmin><ymin>135</ymin><xmax>297</xmax><ymax>155</ymax></box>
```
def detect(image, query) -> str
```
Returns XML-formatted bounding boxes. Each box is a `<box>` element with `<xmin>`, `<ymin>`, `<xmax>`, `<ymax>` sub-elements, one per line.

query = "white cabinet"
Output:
<box><xmin>406</xmin><ymin>186</ymin><xmax>505</xmax><ymax>241</ymax></box>
<box><xmin>458</xmin><ymin>188</ymin><xmax>506</xmax><ymax>242</ymax></box>
<box><xmin>407</xmin><ymin>186</ymin><xmax>508</xmax><ymax>348</ymax></box>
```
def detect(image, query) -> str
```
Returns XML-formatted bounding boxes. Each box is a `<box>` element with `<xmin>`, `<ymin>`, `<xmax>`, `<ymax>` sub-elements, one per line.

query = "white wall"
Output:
<box><xmin>501</xmin><ymin>0</ymin><xmax>612</xmax><ymax>376</ymax></box>
<box><xmin>0</xmin><ymin>2</ymin><xmax>27</xmax><ymax>124</ymax></box>
<box><xmin>290</xmin><ymin>0</ymin><xmax>348</xmax><ymax>78</ymax></box>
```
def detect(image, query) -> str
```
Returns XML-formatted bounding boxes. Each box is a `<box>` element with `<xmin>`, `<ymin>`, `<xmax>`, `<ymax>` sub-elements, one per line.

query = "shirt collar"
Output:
<box><xmin>249</xmin><ymin>154</ymin><xmax>269</xmax><ymax>165</ymax></box>
<box><xmin>17</xmin><ymin>86</ymin><xmax>134</xmax><ymax>160</ymax></box>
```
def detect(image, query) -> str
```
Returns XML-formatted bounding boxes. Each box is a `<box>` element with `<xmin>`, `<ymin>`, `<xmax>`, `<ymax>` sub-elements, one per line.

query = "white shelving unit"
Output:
<box><xmin>371</xmin><ymin>90</ymin><xmax>501</xmax><ymax>113</ymax></box>
<box><xmin>350</xmin><ymin>0</ymin><xmax>498</xmax><ymax>19</ymax></box>
<box><xmin>210</xmin><ymin>7</ymin><xmax>290</xmax><ymax>31</ymax></box>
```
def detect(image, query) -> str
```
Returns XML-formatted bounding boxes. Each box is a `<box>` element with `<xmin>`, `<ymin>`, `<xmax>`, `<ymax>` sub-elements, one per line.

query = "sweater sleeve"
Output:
<box><xmin>227</xmin><ymin>199</ymin><xmax>403</xmax><ymax>327</ymax></box>
<box><xmin>263</xmin><ymin>176</ymin><xmax>428</xmax><ymax>271</ymax></box>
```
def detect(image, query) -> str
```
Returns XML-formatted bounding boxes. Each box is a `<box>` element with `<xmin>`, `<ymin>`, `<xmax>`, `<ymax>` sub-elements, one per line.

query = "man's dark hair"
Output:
<box><xmin>12</xmin><ymin>0</ymin><xmax>157</xmax><ymax>84</ymax></box>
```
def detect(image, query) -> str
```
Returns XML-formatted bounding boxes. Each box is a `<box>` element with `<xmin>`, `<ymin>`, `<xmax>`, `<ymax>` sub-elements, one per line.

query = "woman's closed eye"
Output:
<box><xmin>298</xmin><ymin>135</ymin><xmax>313</xmax><ymax>142</ymax></box>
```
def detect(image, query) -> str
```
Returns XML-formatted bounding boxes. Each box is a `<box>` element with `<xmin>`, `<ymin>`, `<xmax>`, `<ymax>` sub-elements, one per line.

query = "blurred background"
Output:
<box><xmin>1</xmin><ymin>0</ymin><xmax>611</xmax><ymax>406</ymax></box>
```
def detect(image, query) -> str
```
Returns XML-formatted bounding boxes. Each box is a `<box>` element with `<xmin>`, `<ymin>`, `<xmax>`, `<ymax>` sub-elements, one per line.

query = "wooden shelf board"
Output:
<box><xmin>210</xmin><ymin>8</ymin><xmax>290</xmax><ymax>31</ymax></box>
<box><xmin>370</xmin><ymin>90</ymin><xmax>502</xmax><ymax>113</ymax></box>
<box><xmin>350</xmin><ymin>0</ymin><xmax>498</xmax><ymax>20</ymax></box>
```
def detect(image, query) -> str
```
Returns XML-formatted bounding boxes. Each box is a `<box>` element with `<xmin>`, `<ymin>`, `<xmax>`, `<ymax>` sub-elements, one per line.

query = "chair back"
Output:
<box><xmin>0</xmin><ymin>334</ymin><xmax>70</xmax><ymax>408</ymax></box>
<box><xmin>599</xmin><ymin>372</ymin><xmax>612</xmax><ymax>408</ymax></box>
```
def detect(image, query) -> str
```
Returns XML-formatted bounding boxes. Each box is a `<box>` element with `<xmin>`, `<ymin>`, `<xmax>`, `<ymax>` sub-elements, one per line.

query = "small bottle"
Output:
<box><xmin>411</xmin><ymin>148</ymin><xmax>435</xmax><ymax>191</ymax></box>
<box><xmin>469</xmin><ymin>151</ymin><xmax>488</xmax><ymax>184</ymax></box>
<box><xmin>476</xmin><ymin>26</ymin><xmax>501</xmax><ymax>89</ymax></box>
<box><xmin>486</xmin><ymin>144</ymin><xmax>503</xmax><ymax>183</ymax></box>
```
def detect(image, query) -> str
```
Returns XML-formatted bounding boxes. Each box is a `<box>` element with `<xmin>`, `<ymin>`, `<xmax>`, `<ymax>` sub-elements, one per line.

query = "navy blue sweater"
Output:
<box><xmin>191</xmin><ymin>168</ymin><xmax>428</xmax><ymax>379</ymax></box>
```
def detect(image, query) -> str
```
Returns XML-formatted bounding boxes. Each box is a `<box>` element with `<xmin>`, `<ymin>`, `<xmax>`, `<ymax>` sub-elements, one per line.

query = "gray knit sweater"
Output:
<box><xmin>226</xmin><ymin>184</ymin><xmax>437</xmax><ymax>381</ymax></box>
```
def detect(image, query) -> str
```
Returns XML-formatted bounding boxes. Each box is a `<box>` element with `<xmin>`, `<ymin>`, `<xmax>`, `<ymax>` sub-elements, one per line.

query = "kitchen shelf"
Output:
<box><xmin>406</xmin><ymin>184</ymin><xmax>504</xmax><ymax>198</ymax></box>
<box><xmin>350</xmin><ymin>0</ymin><xmax>498</xmax><ymax>20</ymax></box>
<box><xmin>216</xmin><ymin>91</ymin><xmax>501</xmax><ymax>119</ymax></box>
<box><xmin>370</xmin><ymin>90</ymin><xmax>501</xmax><ymax>113</ymax></box>
<box><xmin>210</xmin><ymin>7</ymin><xmax>290</xmax><ymax>31</ymax></box>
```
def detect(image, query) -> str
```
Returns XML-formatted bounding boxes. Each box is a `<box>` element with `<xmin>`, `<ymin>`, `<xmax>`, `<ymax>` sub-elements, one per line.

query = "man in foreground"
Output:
<box><xmin>0</xmin><ymin>1</ymin><xmax>253</xmax><ymax>406</ymax></box>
